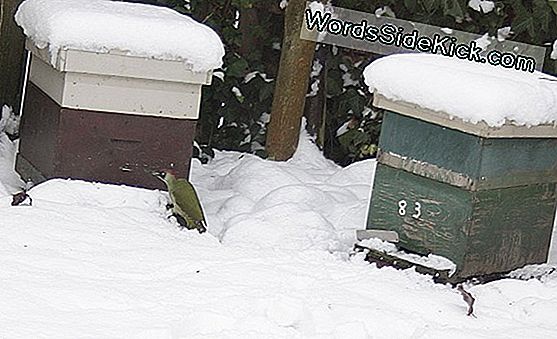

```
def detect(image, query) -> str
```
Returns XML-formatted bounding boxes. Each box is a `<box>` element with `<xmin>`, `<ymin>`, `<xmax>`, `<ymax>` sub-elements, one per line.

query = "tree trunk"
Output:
<box><xmin>0</xmin><ymin>0</ymin><xmax>25</xmax><ymax>113</ymax></box>
<box><xmin>266</xmin><ymin>0</ymin><xmax>316</xmax><ymax>161</ymax></box>
<box><xmin>303</xmin><ymin>46</ymin><xmax>327</xmax><ymax>149</ymax></box>
<box><xmin>238</xmin><ymin>6</ymin><xmax>260</xmax><ymax>57</ymax></box>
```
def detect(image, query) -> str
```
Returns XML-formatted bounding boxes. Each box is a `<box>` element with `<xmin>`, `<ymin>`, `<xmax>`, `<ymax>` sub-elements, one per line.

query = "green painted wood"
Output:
<box><xmin>460</xmin><ymin>183</ymin><xmax>556</xmax><ymax>277</ymax></box>
<box><xmin>478</xmin><ymin>138</ymin><xmax>557</xmax><ymax>189</ymax></box>
<box><xmin>369</xmin><ymin>110</ymin><xmax>557</xmax><ymax>279</ymax></box>
<box><xmin>378</xmin><ymin>112</ymin><xmax>557</xmax><ymax>190</ymax></box>
<box><xmin>367</xmin><ymin>164</ymin><xmax>557</xmax><ymax>279</ymax></box>
<box><xmin>379</xmin><ymin>111</ymin><xmax>482</xmax><ymax>180</ymax></box>
<box><xmin>367</xmin><ymin>164</ymin><xmax>472</xmax><ymax>267</ymax></box>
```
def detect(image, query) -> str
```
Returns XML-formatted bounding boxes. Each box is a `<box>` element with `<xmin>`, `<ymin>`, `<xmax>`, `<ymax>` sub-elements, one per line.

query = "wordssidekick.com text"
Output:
<box><xmin>305</xmin><ymin>9</ymin><xmax>537</xmax><ymax>73</ymax></box>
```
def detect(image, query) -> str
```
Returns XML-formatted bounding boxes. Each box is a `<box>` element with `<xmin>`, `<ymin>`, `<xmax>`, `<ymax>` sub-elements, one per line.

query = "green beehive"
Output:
<box><xmin>365</xmin><ymin>93</ymin><xmax>557</xmax><ymax>279</ymax></box>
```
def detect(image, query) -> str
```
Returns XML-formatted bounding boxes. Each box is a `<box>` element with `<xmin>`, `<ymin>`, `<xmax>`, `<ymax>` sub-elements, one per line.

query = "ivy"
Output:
<box><xmin>127</xmin><ymin>0</ymin><xmax>557</xmax><ymax>165</ymax></box>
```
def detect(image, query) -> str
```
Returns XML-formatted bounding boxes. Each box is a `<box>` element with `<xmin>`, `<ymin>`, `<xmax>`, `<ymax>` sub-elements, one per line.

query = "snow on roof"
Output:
<box><xmin>364</xmin><ymin>53</ymin><xmax>557</xmax><ymax>127</ymax></box>
<box><xmin>15</xmin><ymin>0</ymin><xmax>225</xmax><ymax>72</ymax></box>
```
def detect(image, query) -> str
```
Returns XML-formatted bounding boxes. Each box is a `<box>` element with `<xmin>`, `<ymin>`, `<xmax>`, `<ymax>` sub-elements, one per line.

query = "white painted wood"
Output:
<box><xmin>61</xmin><ymin>49</ymin><xmax>212</xmax><ymax>85</ymax></box>
<box><xmin>63</xmin><ymin>72</ymin><xmax>201</xmax><ymax>118</ymax></box>
<box><xmin>26</xmin><ymin>39</ymin><xmax>212</xmax><ymax>119</ymax></box>
<box><xmin>374</xmin><ymin>93</ymin><xmax>557</xmax><ymax>138</ymax></box>
<box><xmin>29</xmin><ymin>54</ymin><xmax>65</xmax><ymax>104</ymax></box>
<box><xmin>26</xmin><ymin>40</ymin><xmax>212</xmax><ymax>85</ymax></box>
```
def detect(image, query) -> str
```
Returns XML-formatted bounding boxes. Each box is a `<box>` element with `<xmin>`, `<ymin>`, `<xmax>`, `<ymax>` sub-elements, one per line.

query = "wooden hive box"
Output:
<box><xmin>366</xmin><ymin>94</ymin><xmax>557</xmax><ymax>279</ymax></box>
<box><xmin>17</xmin><ymin>40</ymin><xmax>213</xmax><ymax>189</ymax></box>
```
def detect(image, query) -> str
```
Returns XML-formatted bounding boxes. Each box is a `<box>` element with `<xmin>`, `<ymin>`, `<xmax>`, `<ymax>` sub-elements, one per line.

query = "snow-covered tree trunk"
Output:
<box><xmin>266</xmin><ymin>0</ymin><xmax>316</xmax><ymax>161</ymax></box>
<box><xmin>0</xmin><ymin>0</ymin><xmax>25</xmax><ymax>112</ymax></box>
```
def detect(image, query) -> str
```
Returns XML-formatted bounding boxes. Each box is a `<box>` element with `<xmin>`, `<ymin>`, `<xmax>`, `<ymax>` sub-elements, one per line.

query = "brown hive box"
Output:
<box><xmin>17</xmin><ymin>40</ymin><xmax>212</xmax><ymax>189</ymax></box>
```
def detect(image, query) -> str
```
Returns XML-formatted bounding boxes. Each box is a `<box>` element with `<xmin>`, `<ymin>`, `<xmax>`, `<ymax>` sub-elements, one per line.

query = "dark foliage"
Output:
<box><xmin>126</xmin><ymin>0</ymin><xmax>557</xmax><ymax>165</ymax></box>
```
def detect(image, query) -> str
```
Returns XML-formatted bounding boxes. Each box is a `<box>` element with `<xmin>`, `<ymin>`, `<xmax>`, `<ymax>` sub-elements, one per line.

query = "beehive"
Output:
<box><xmin>366</xmin><ymin>93</ymin><xmax>557</xmax><ymax>279</ymax></box>
<box><xmin>17</xmin><ymin>40</ymin><xmax>212</xmax><ymax>189</ymax></box>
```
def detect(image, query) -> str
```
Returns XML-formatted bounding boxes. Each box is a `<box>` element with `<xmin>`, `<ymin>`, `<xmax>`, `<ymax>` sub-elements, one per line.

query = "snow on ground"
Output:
<box><xmin>0</xmin><ymin>133</ymin><xmax>24</xmax><ymax>196</ymax></box>
<box><xmin>364</xmin><ymin>53</ymin><xmax>557</xmax><ymax>127</ymax></box>
<box><xmin>1</xmin><ymin>130</ymin><xmax>557</xmax><ymax>338</ymax></box>
<box><xmin>15</xmin><ymin>0</ymin><xmax>224</xmax><ymax>72</ymax></box>
<box><xmin>0</xmin><ymin>106</ymin><xmax>24</xmax><ymax>195</ymax></box>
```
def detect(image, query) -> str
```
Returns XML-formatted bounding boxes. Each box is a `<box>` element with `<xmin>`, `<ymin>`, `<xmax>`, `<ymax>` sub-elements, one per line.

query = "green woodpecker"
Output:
<box><xmin>153</xmin><ymin>170</ymin><xmax>207</xmax><ymax>233</ymax></box>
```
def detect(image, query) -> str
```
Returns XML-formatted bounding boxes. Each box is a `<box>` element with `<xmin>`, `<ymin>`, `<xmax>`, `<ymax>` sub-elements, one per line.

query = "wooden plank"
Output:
<box><xmin>28</xmin><ymin>54</ymin><xmax>65</xmax><ymax>106</ymax></box>
<box><xmin>29</xmin><ymin>54</ymin><xmax>203</xmax><ymax>119</ymax></box>
<box><xmin>378</xmin><ymin>112</ymin><xmax>557</xmax><ymax>190</ymax></box>
<box><xmin>460</xmin><ymin>183</ymin><xmax>557</xmax><ymax>277</ymax></box>
<box><xmin>477</xmin><ymin>138</ymin><xmax>557</xmax><ymax>189</ymax></box>
<box><xmin>18</xmin><ymin>83</ymin><xmax>61</xmax><ymax>176</ymax></box>
<box><xmin>63</xmin><ymin>72</ymin><xmax>202</xmax><ymax>118</ymax></box>
<box><xmin>354</xmin><ymin>244</ymin><xmax>453</xmax><ymax>283</ymax></box>
<box><xmin>378</xmin><ymin>111</ymin><xmax>482</xmax><ymax>181</ymax></box>
<box><xmin>0</xmin><ymin>0</ymin><xmax>25</xmax><ymax>111</ymax></box>
<box><xmin>26</xmin><ymin>40</ymin><xmax>212</xmax><ymax>85</ymax></box>
<box><xmin>366</xmin><ymin>164</ymin><xmax>557</xmax><ymax>278</ymax></box>
<box><xmin>15</xmin><ymin>153</ymin><xmax>46</xmax><ymax>184</ymax></box>
<box><xmin>17</xmin><ymin>83</ymin><xmax>198</xmax><ymax>190</ymax></box>
<box><xmin>374</xmin><ymin>93</ymin><xmax>557</xmax><ymax>138</ymax></box>
<box><xmin>378</xmin><ymin>150</ymin><xmax>474</xmax><ymax>190</ymax></box>
<box><xmin>356</xmin><ymin>229</ymin><xmax>400</xmax><ymax>243</ymax></box>
<box><xmin>367</xmin><ymin>164</ymin><xmax>473</xmax><ymax>267</ymax></box>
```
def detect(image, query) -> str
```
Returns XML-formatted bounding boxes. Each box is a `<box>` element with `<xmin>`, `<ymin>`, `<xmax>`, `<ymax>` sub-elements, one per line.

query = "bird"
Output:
<box><xmin>152</xmin><ymin>169</ymin><xmax>207</xmax><ymax>233</ymax></box>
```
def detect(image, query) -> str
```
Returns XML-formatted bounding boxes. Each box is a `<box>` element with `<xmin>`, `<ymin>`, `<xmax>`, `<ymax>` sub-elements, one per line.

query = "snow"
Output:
<box><xmin>336</xmin><ymin>120</ymin><xmax>351</xmax><ymax>137</ymax></box>
<box><xmin>0</xmin><ymin>135</ymin><xmax>24</xmax><ymax>196</ymax></box>
<box><xmin>374</xmin><ymin>6</ymin><xmax>395</xmax><ymax>18</ymax></box>
<box><xmin>231</xmin><ymin>86</ymin><xmax>243</xmax><ymax>101</ymax></box>
<box><xmin>0</xmin><ymin>105</ymin><xmax>20</xmax><ymax>136</ymax></box>
<box><xmin>213</xmin><ymin>71</ymin><xmax>225</xmax><ymax>80</ymax></box>
<box><xmin>244</xmin><ymin>71</ymin><xmax>273</xmax><ymax>84</ymax></box>
<box><xmin>15</xmin><ymin>0</ymin><xmax>225</xmax><ymax>72</ymax></box>
<box><xmin>308</xmin><ymin>1</ymin><xmax>325</xmax><ymax>14</ymax></box>
<box><xmin>364</xmin><ymin>53</ymin><xmax>557</xmax><ymax>127</ymax></box>
<box><xmin>310</xmin><ymin>59</ymin><xmax>323</xmax><ymax>78</ymax></box>
<box><xmin>1</xmin><ymin>126</ymin><xmax>557</xmax><ymax>337</ymax></box>
<box><xmin>468</xmin><ymin>0</ymin><xmax>495</xmax><ymax>14</ymax></box>
<box><xmin>307</xmin><ymin>79</ymin><xmax>320</xmax><ymax>97</ymax></box>
<box><xmin>497</xmin><ymin>26</ymin><xmax>512</xmax><ymax>42</ymax></box>
<box><xmin>474</xmin><ymin>33</ymin><xmax>492</xmax><ymax>50</ymax></box>
<box><xmin>441</xmin><ymin>27</ymin><xmax>454</xmax><ymax>34</ymax></box>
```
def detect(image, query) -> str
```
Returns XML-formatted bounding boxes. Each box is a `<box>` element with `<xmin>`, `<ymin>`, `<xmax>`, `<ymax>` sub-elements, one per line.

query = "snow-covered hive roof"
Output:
<box><xmin>15</xmin><ymin>0</ymin><xmax>225</xmax><ymax>72</ymax></box>
<box><xmin>364</xmin><ymin>54</ymin><xmax>557</xmax><ymax>132</ymax></box>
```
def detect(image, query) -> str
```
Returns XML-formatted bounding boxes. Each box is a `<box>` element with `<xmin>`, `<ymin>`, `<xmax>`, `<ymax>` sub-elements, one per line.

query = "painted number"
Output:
<box><xmin>398</xmin><ymin>200</ymin><xmax>407</xmax><ymax>216</ymax></box>
<box><xmin>412</xmin><ymin>202</ymin><xmax>422</xmax><ymax>219</ymax></box>
<box><xmin>397</xmin><ymin>200</ymin><xmax>422</xmax><ymax>219</ymax></box>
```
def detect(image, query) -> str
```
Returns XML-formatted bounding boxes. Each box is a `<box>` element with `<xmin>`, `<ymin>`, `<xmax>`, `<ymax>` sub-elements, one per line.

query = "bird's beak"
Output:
<box><xmin>151</xmin><ymin>171</ymin><xmax>166</xmax><ymax>181</ymax></box>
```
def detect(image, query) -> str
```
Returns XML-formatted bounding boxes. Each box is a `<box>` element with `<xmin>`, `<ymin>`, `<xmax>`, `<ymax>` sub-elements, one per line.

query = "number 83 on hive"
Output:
<box><xmin>397</xmin><ymin>199</ymin><xmax>422</xmax><ymax>219</ymax></box>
